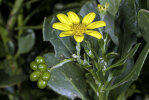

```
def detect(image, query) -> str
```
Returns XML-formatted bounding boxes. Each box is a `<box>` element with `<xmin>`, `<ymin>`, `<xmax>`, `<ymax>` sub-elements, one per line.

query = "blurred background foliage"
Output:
<box><xmin>0</xmin><ymin>0</ymin><xmax>149</xmax><ymax>100</ymax></box>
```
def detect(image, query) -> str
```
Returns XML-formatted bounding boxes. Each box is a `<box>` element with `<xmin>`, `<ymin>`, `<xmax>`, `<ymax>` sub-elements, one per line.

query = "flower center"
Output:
<box><xmin>71</xmin><ymin>24</ymin><xmax>86</xmax><ymax>36</ymax></box>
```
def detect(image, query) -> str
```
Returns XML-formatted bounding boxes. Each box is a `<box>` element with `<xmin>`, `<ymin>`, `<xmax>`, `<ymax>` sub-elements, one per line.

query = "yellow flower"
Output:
<box><xmin>52</xmin><ymin>11</ymin><xmax>106</xmax><ymax>43</ymax></box>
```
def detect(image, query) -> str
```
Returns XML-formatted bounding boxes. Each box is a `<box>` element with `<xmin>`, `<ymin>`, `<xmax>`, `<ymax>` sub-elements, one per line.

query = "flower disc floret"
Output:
<box><xmin>52</xmin><ymin>11</ymin><xmax>106</xmax><ymax>42</ymax></box>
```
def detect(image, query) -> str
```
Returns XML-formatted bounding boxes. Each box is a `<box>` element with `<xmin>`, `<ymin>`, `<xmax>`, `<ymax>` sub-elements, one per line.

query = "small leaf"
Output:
<box><xmin>44</xmin><ymin>53</ymin><xmax>88</xmax><ymax>100</ymax></box>
<box><xmin>105</xmin><ymin>43</ymin><xmax>149</xmax><ymax>90</ymax></box>
<box><xmin>0</xmin><ymin>26</ymin><xmax>8</xmax><ymax>47</ymax></box>
<box><xmin>106</xmin><ymin>43</ymin><xmax>140</xmax><ymax>71</ymax></box>
<box><xmin>18</xmin><ymin>29</ymin><xmax>35</xmax><ymax>54</ymax></box>
<box><xmin>138</xmin><ymin>9</ymin><xmax>149</xmax><ymax>43</ymax></box>
<box><xmin>106</xmin><ymin>52</ymin><xmax>119</xmax><ymax>60</ymax></box>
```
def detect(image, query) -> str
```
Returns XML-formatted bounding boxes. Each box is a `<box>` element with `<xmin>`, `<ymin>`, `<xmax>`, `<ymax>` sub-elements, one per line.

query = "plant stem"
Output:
<box><xmin>76</xmin><ymin>42</ymin><xmax>84</xmax><ymax>64</ymax></box>
<box><xmin>15</xmin><ymin>25</ymin><xmax>42</xmax><ymax>30</ymax></box>
<box><xmin>98</xmin><ymin>92</ymin><xmax>108</xmax><ymax>100</ymax></box>
<box><xmin>76</xmin><ymin>42</ymin><xmax>81</xmax><ymax>58</ymax></box>
<box><xmin>7</xmin><ymin>0</ymin><xmax>24</xmax><ymax>31</ymax></box>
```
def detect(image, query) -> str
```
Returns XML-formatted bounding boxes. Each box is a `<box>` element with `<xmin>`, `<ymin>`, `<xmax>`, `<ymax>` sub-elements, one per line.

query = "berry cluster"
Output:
<box><xmin>30</xmin><ymin>56</ymin><xmax>51</xmax><ymax>89</ymax></box>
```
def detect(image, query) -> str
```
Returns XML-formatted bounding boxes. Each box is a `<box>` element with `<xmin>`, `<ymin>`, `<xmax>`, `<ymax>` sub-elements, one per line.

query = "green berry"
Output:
<box><xmin>30</xmin><ymin>71</ymin><xmax>41</xmax><ymax>81</ymax></box>
<box><xmin>30</xmin><ymin>61</ymin><xmax>38</xmax><ymax>70</ymax></box>
<box><xmin>38</xmin><ymin>63</ymin><xmax>47</xmax><ymax>72</ymax></box>
<box><xmin>42</xmin><ymin>72</ymin><xmax>51</xmax><ymax>81</ymax></box>
<box><xmin>35</xmin><ymin>56</ymin><xmax>45</xmax><ymax>65</ymax></box>
<box><xmin>37</xmin><ymin>78</ymin><xmax>47</xmax><ymax>89</ymax></box>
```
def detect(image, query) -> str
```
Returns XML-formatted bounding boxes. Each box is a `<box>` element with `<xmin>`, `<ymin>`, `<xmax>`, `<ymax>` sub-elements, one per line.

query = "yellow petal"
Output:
<box><xmin>85</xmin><ymin>30</ymin><xmax>102</xmax><ymax>39</ymax></box>
<box><xmin>86</xmin><ymin>21</ymin><xmax>106</xmax><ymax>29</ymax></box>
<box><xmin>59</xmin><ymin>31</ymin><xmax>74</xmax><ymax>37</ymax></box>
<box><xmin>57</xmin><ymin>14</ymin><xmax>72</xmax><ymax>25</ymax></box>
<box><xmin>82</xmin><ymin>12</ymin><xmax>96</xmax><ymax>25</ymax></box>
<box><xmin>67</xmin><ymin>11</ymin><xmax>80</xmax><ymax>24</ymax></box>
<box><xmin>52</xmin><ymin>22</ymin><xmax>71</xmax><ymax>31</ymax></box>
<box><xmin>74</xmin><ymin>35</ymin><xmax>84</xmax><ymax>42</ymax></box>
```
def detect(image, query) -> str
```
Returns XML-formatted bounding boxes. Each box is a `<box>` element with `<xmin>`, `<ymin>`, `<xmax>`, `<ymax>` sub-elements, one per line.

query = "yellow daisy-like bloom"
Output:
<box><xmin>52</xmin><ymin>11</ymin><xmax>106</xmax><ymax>42</ymax></box>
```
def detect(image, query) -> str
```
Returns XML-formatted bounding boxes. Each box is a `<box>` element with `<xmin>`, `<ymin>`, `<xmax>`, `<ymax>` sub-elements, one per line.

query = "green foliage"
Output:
<box><xmin>17</xmin><ymin>29</ymin><xmax>35</xmax><ymax>55</ymax></box>
<box><xmin>105</xmin><ymin>43</ymin><xmax>140</xmax><ymax>72</ymax></box>
<box><xmin>106</xmin><ymin>43</ymin><xmax>149</xmax><ymax>90</ymax></box>
<box><xmin>42</xmin><ymin>0</ymin><xmax>149</xmax><ymax>100</ymax></box>
<box><xmin>0</xmin><ymin>0</ymin><xmax>149</xmax><ymax>100</ymax></box>
<box><xmin>138</xmin><ymin>9</ymin><xmax>149</xmax><ymax>43</ymax></box>
<box><xmin>0</xmin><ymin>74</ymin><xmax>27</xmax><ymax>88</ymax></box>
<box><xmin>44</xmin><ymin>53</ymin><xmax>88</xmax><ymax>100</ymax></box>
<box><xmin>0</xmin><ymin>26</ymin><xmax>8</xmax><ymax>47</ymax></box>
<box><xmin>43</xmin><ymin>17</ymin><xmax>75</xmax><ymax>58</ymax></box>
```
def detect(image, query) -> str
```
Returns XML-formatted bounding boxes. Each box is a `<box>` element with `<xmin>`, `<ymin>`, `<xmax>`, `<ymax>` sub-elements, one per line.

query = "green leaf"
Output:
<box><xmin>104</xmin><ymin>13</ymin><xmax>119</xmax><ymax>45</ymax></box>
<box><xmin>0</xmin><ymin>26</ymin><xmax>8</xmax><ymax>47</ymax></box>
<box><xmin>108</xmin><ymin>0</ymin><xmax>122</xmax><ymax>16</ymax></box>
<box><xmin>106</xmin><ymin>52</ymin><xmax>119</xmax><ymax>61</ymax></box>
<box><xmin>17</xmin><ymin>29</ymin><xmax>35</xmax><ymax>54</ymax></box>
<box><xmin>110</xmin><ymin>59</ymin><xmax>134</xmax><ymax>99</ymax></box>
<box><xmin>0</xmin><ymin>41</ymin><xmax>7</xmax><ymax>57</ymax></box>
<box><xmin>116</xmin><ymin>0</ymin><xmax>138</xmax><ymax>57</ymax></box>
<box><xmin>131</xmin><ymin>43</ymin><xmax>149</xmax><ymax>80</ymax></box>
<box><xmin>0</xmin><ymin>60</ymin><xmax>12</xmax><ymax>75</ymax></box>
<box><xmin>119</xmin><ymin>0</ymin><xmax>139</xmax><ymax>34</ymax></box>
<box><xmin>0</xmin><ymin>69</ymin><xmax>27</xmax><ymax>88</ymax></box>
<box><xmin>117</xmin><ymin>92</ymin><xmax>126</xmax><ymax>100</ymax></box>
<box><xmin>138</xmin><ymin>9</ymin><xmax>149</xmax><ymax>43</ymax></box>
<box><xmin>0</xmin><ymin>75</ymin><xmax>27</xmax><ymax>88</ymax></box>
<box><xmin>43</xmin><ymin>17</ymin><xmax>75</xmax><ymax>58</ymax></box>
<box><xmin>79</xmin><ymin>1</ymin><xmax>99</xmax><ymax>17</ymax></box>
<box><xmin>44</xmin><ymin>53</ymin><xmax>88</xmax><ymax>100</ymax></box>
<box><xmin>105</xmin><ymin>43</ymin><xmax>140</xmax><ymax>71</ymax></box>
<box><xmin>105</xmin><ymin>43</ymin><xmax>149</xmax><ymax>90</ymax></box>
